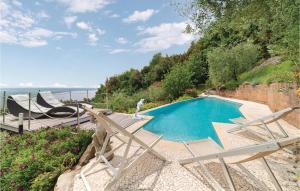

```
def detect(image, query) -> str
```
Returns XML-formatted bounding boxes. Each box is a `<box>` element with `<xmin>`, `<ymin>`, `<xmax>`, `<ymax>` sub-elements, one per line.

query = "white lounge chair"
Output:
<box><xmin>228</xmin><ymin>107</ymin><xmax>299</xmax><ymax>139</ymax></box>
<box><xmin>79</xmin><ymin>107</ymin><xmax>167</xmax><ymax>190</ymax></box>
<box><xmin>179</xmin><ymin>136</ymin><xmax>300</xmax><ymax>191</ymax></box>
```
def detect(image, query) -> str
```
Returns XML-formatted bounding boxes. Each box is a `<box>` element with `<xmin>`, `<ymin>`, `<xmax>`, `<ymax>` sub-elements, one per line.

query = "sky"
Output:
<box><xmin>0</xmin><ymin>0</ymin><xmax>196</xmax><ymax>88</ymax></box>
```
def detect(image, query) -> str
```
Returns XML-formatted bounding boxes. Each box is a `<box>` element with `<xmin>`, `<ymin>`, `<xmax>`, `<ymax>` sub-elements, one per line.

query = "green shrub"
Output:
<box><xmin>265</xmin><ymin>71</ymin><xmax>295</xmax><ymax>84</ymax></box>
<box><xmin>147</xmin><ymin>85</ymin><xmax>167</xmax><ymax>102</ymax></box>
<box><xmin>224</xmin><ymin>80</ymin><xmax>240</xmax><ymax>90</ymax></box>
<box><xmin>239</xmin><ymin>60</ymin><xmax>296</xmax><ymax>84</ymax></box>
<box><xmin>109</xmin><ymin>92</ymin><xmax>135</xmax><ymax>112</ymax></box>
<box><xmin>0</xmin><ymin>127</ymin><xmax>93</xmax><ymax>191</ymax></box>
<box><xmin>174</xmin><ymin>95</ymin><xmax>193</xmax><ymax>102</ymax></box>
<box><xmin>163</xmin><ymin>64</ymin><xmax>193</xmax><ymax>99</ymax></box>
<box><xmin>208</xmin><ymin>42</ymin><xmax>259</xmax><ymax>87</ymax></box>
<box><xmin>141</xmin><ymin>102</ymin><xmax>162</xmax><ymax>111</ymax></box>
<box><xmin>184</xmin><ymin>88</ymin><xmax>198</xmax><ymax>97</ymax></box>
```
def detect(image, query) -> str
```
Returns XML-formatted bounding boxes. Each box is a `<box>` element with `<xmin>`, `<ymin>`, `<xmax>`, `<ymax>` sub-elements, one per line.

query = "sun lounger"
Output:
<box><xmin>79</xmin><ymin>107</ymin><xmax>167</xmax><ymax>190</ymax></box>
<box><xmin>7</xmin><ymin>94</ymin><xmax>85</xmax><ymax>119</ymax></box>
<box><xmin>228</xmin><ymin>107</ymin><xmax>299</xmax><ymax>139</ymax></box>
<box><xmin>179</xmin><ymin>136</ymin><xmax>300</xmax><ymax>191</ymax></box>
<box><xmin>37</xmin><ymin>91</ymin><xmax>93</xmax><ymax>109</ymax></box>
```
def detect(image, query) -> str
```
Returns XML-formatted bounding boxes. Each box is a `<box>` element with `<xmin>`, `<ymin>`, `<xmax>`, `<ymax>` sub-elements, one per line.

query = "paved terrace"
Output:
<box><xmin>58</xmin><ymin>96</ymin><xmax>299</xmax><ymax>191</ymax></box>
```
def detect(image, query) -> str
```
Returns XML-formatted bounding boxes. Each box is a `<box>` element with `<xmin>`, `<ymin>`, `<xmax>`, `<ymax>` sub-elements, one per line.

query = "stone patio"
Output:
<box><xmin>58</xmin><ymin>96</ymin><xmax>300</xmax><ymax>191</ymax></box>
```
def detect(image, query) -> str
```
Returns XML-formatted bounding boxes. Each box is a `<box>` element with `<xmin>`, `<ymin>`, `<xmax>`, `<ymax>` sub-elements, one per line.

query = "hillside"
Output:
<box><xmin>93</xmin><ymin>0</ymin><xmax>299</xmax><ymax>112</ymax></box>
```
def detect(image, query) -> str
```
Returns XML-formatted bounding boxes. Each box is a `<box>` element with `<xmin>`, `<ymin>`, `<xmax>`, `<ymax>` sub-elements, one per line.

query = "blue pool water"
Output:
<box><xmin>143</xmin><ymin>97</ymin><xmax>243</xmax><ymax>144</ymax></box>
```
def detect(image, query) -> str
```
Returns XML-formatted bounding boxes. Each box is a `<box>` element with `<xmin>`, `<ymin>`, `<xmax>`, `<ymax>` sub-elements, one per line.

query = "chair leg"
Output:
<box><xmin>183</xmin><ymin>142</ymin><xmax>225</xmax><ymax>191</ymax></box>
<box><xmin>260</xmin><ymin>157</ymin><xmax>283</xmax><ymax>191</ymax></box>
<box><xmin>219</xmin><ymin>158</ymin><xmax>236</xmax><ymax>191</ymax></box>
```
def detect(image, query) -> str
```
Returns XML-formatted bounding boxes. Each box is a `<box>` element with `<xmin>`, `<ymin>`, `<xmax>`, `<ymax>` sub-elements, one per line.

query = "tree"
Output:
<box><xmin>163</xmin><ymin>63</ymin><xmax>193</xmax><ymax>99</ymax></box>
<box><xmin>207</xmin><ymin>42</ymin><xmax>259</xmax><ymax>87</ymax></box>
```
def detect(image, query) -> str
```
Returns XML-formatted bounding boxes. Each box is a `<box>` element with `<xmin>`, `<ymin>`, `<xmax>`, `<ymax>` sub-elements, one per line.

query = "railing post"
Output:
<box><xmin>28</xmin><ymin>93</ymin><xmax>31</xmax><ymax>130</ymax></box>
<box><xmin>77</xmin><ymin>102</ymin><xmax>80</xmax><ymax>128</ymax></box>
<box><xmin>69</xmin><ymin>90</ymin><xmax>72</xmax><ymax>103</ymax></box>
<box><xmin>86</xmin><ymin>90</ymin><xmax>89</xmax><ymax>102</ymax></box>
<box><xmin>2</xmin><ymin>91</ymin><xmax>5</xmax><ymax>124</ymax></box>
<box><xmin>106</xmin><ymin>93</ymin><xmax>108</xmax><ymax>109</ymax></box>
<box><xmin>18</xmin><ymin>113</ymin><xmax>23</xmax><ymax>134</ymax></box>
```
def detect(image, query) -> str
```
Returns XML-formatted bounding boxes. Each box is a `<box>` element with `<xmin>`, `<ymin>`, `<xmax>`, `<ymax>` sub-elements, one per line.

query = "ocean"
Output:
<box><xmin>0</xmin><ymin>88</ymin><xmax>97</xmax><ymax>107</ymax></box>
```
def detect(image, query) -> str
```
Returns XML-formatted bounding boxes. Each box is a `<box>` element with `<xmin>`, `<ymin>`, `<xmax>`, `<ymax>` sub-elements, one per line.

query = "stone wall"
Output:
<box><xmin>216</xmin><ymin>83</ymin><xmax>300</xmax><ymax>128</ymax></box>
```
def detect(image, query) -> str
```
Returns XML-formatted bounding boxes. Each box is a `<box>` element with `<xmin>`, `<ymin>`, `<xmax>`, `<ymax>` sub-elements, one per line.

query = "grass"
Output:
<box><xmin>238</xmin><ymin>60</ymin><xmax>296</xmax><ymax>85</ymax></box>
<box><xmin>0</xmin><ymin>127</ymin><xmax>93</xmax><ymax>190</ymax></box>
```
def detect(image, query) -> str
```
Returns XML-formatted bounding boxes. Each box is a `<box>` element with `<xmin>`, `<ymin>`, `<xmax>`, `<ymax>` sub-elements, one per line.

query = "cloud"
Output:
<box><xmin>0</xmin><ymin>31</ymin><xmax>17</xmax><ymax>44</ymax></box>
<box><xmin>135</xmin><ymin>22</ymin><xmax>196</xmax><ymax>52</ymax></box>
<box><xmin>0</xmin><ymin>83</ymin><xmax>8</xmax><ymax>87</ymax></box>
<box><xmin>76</xmin><ymin>21</ymin><xmax>105</xmax><ymax>45</ymax></box>
<box><xmin>64</xmin><ymin>16</ymin><xmax>77</xmax><ymax>28</ymax></box>
<box><xmin>56</xmin><ymin>0</ymin><xmax>110</xmax><ymax>13</ymax></box>
<box><xmin>0</xmin><ymin>1</ymin><xmax>76</xmax><ymax>48</ymax></box>
<box><xmin>110</xmin><ymin>14</ymin><xmax>120</xmax><ymax>18</ymax></box>
<box><xmin>109</xmin><ymin>49</ymin><xmax>130</xmax><ymax>54</ymax></box>
<box><xmin>115</xmin><ymin>37</ymin><xmax>128</xmax><ymax>44</ymax></box>
<box><xmin>56</xmin><ymin>46</ymin><xmax>62</xmax><ymax>50</ymax></box>
<box><xmin>19</xmin><ymin>82</ymin><xmax>34</xmax><ymax>87</ymax></box>
<box><xmin>76</xmin><ymin>21</ymin><xmax>91</xmax><ymax>30</ymax></box>
<box><xmin>104</xmin><ymin>10</ymin><xmax>120</xmax><ymax>18</ymax></box>
<box><xmin>88</xmin><ymin>33</ymin><xmax>98</xmax><ymax>45</ymax></box>
<box><xmin>37</xmin><ymin>10</ymin><xmax>50</xmax><ymax>19</ymax></box>
<box><xmin>123</xmin><ymin>9</ymin><xmax>158</xmax><ymax>23</ymax></box>
<box><xmin>52</xmin><ymin>82</ymin><xmax>67</xmax><ymax>88</ymax></box>
<box><xmin>12</xmin><ymin>0</ymin><xmax>22</xmax><ymax>7</ymax></box>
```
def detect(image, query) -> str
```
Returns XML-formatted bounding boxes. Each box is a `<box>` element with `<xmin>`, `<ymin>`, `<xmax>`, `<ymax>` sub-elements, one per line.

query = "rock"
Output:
<box><xmin>54</xmin><ymin>168</ymin><xmax>81</xmax><ymax>191</ymax></box>
<box><xmin>78</xmin><ymin>143</ymin><xmax>95</xmax><ymax>166</ymax></box>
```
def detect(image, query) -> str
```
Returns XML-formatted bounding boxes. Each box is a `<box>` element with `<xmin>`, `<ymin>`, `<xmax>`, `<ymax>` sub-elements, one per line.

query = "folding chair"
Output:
<box><xmin>228</xmin><ymin>107</ymin><xmax>300</xmax><ymax>139</ymax></box>
<box><xmin>79</xmin><ymin>107</ymin><xmax>167</xmax><ymax>190</ymax></box>
<box><xmin>179</xmin><ymin>137</ymin><xmax>300</xmax><ymax>191</ymax></box>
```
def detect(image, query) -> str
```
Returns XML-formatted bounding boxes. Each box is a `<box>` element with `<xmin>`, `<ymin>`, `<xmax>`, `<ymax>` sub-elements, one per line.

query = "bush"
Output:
<box><xmin>265</xmin><ymin>71</ymin><xmax>295</xmax><ymax>84</ymax></box>
<box><xmin>208</xmin><ymin>42</ymin><xmax>259</xmax><ymax>87</ymax></box>
<box><xmin>184</xmin><ymin>88</ymin><xmax>198</xmax><ymax>97</ymax></box>
<box><xmin>163</xmin><ymin>63</ymin><xmax>193</xmax><ymax>99</ymax></box>
<box><xmin>141</xmin><ymin>102</ymin><xmax>163</xmax><ymax>111</ymax></box>
<box><xmin>174</xmin><ymin>95</ymin><xmax>193</xmax><ymax>102</ymax></box>
<box><xmin>0</xmin><ymin>127</ymin><xmax>93</xmax><ymax>191</ymax></box>
<box><xmin>224</xmin><ymin>80</ymin><xmax>240</xmax><ymax>90</ymax></box>
<box><xmin>109</xmin><ymin>92</ymin><xmax>136</xmax><ymax>112</ymax></box>
<box><xmin>147</xmin><ymin>85</ymin><xmax>167</xmax><ymax>102</ymax></box>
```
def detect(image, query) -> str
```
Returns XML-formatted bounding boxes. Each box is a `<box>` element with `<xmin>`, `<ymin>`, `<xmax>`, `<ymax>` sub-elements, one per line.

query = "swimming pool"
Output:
<box><xmin>143</xmin><ymin>97</ymin><xmax>243</xmax><ymax>145</ymax></box>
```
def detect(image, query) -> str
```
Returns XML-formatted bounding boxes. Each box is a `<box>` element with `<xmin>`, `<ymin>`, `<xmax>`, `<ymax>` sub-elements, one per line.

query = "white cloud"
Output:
<box><xmin>52</xmin><ymin>82</ymin><xmax>67</xmax><ymax>88</ymax></box>
<box><xmin>110</xmin><ymin>14</ymin><xmax>120</xmax><ymax>18</ymax></box>
<box><xmin>37</xmin><ymin>10</ymin><xmax>50</xmax><ymax>19</ymax></box>
<box><xmin>123</xmin><ymin>9</ymin><xmax>158</xmax><ymax>23</ymax></box>
<box><xmin>88</xmin><ymin>33</ymin><xmax>98</xmax><ymax>45</ymax></box>
<box><xmin>76</xmin><ymin>21</ymin><xmax>91</xmax><ymax>30</ymax></box>
<box><xmin>57</xmin><ymin>0</ymin><xmax>110</xmax><ymax>13</ymax></box>
<box><xmin>19</xmin><ymin>82</ymin><xmax>34</xmax><ymax>87</ymax></box>
<box><xmin>0</xmin><ymin>1</ymin><xmax>76</xmax><ymax>48</ymax></box>
<box><xmin>10</xmin><ymin>11</ymin><xmax>35</xmax><ymax>29</ymax></box>
<box><xmin>104</xmin><ymin>10</ymin><xmax>120</xmax><ymax>18</ymax></box>
<box><xmin>0</xmin><ymin>31</ymin><xmax>17</xmax><ymax>44</ymax></box>
<box><xmin>109</xmin><ymin>49</ymin><xmax>130</xmax><ymax>54</ymax></box>
<box><xmin>20</xmin><ymin>39</ymin><xmax>48</xmax><ymax>47</ymax></box>
<box><xmin>96</xmin><ymin>28</ymin><xmax>105</xmax><ymax>35</ymax></box>
<box><xmin>64</xmin><ymin>16</ymin><xmax>77</xmax><ymax>28</ymax></box>
<box><xmin>135</xmin><ymin>22</ymin><xmax>196</xmax><ymax>52</ymax></box>
<box><xmin>56</xmin><ymin>46</ymin><xmax>62</xmax><ymax>50</ymax></box>
<box><xmin>0</xmin><ymin>83</ymin><xmax>8</xmax><ymax>87</ymax></box>
<box><xmin>115</xmin><ymin>37</ymin><xmax>128</xmax><ymax>44</ymax></box>
<box><xmin>12</xmin><ymin>0</ymin><xmax>22</xmax><ymax>7</ymax></box>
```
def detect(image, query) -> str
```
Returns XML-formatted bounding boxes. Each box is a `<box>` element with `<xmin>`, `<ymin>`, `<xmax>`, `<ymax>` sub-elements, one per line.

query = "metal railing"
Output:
<box><xmin>0</xmin><ymin>89</ymin><xmax>96</xmax><ymax>133</ymax></box>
